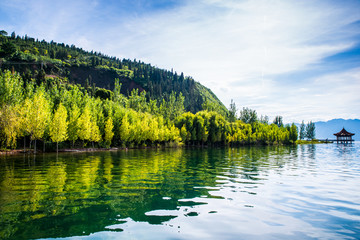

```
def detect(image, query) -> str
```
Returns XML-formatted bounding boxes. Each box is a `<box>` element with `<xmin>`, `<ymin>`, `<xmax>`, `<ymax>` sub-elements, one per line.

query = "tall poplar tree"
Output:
<box><xmin>89</xmin><ymin>121</ymin><xmax>101</xmax><ymax>148</ymax></box>
<box><xmin>104</xmin><ymin>117</ymin><xmax>114</xmax><ymax>148</ymax></box>
<box><xmin>239</xmin><ymin>107</ymin><xmax>257</xmax><ymax>124</ymax></box>
<box><xmin>22</xmin><ymin>87</ymin><xmax>51</xmax><ymax>152</ymax></box>
<box><xmin>273</xmin><ymin>116</ymin><xmax>283</xmax><ymax>128</ymax></box>
<box><xmin>306</xmin><ymin>121</ymin><xmax>316</xmax><ymax>140</ymax></box>
<box><xmin>67</xmin><ymin>105</ymin><xmax>80</xmax><ymax>147</ymax></box>
<box><xmin>49</xmin><ymin>103</ymin><xmax>68</xmax><ymax>152</ymax></box>
<box><xmin>77</xmin><ymin>104</ymin><xmax>92</xmax><ymax>146</ymax></box>
<box><xmin>228</xmin><ymin>99</ymin><xmax>237</xmax><ymax>122</ymax></box>
<box><xmin>0</xmin><ymin>104</ymin><xmax>21</xmax><ymax>148</ymax></box>
<box><xmin>299</xmin><ymin>120</ymin><xmax>306</xmax><ymax>140</ymax></box>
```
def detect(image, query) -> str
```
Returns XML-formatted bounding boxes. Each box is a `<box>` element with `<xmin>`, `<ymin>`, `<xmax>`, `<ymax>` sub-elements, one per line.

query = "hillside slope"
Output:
<box><xmin>0</xmin><ymin>32</ymin><xmax>228</xmax><ymax>115</ymax></box>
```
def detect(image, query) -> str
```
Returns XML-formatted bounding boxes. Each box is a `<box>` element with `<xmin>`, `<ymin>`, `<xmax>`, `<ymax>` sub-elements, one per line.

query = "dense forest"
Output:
<box><xmin>0</xmin><ymin>30</ymin><xmax>227</xmax><ymax>115</ymax></box>
<box><xmin>0</xmin><ymin>30</ymin><xmax>301</xmax><ymax>152</ymax></box>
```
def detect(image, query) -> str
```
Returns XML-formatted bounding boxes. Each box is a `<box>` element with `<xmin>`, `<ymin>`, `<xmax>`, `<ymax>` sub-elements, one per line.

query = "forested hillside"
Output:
<box><xmin>0</xmin><ymin>30</ymin><xmax>299</xmax><ymax>151</ymax></box>
<box><xmin>0</xmin><ymin>30</ymin><xmax>227</xmax><ymax>115</ymax></box>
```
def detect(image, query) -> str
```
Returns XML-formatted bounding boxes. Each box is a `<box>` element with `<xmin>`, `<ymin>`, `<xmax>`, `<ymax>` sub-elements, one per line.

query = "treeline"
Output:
<box><xmin>0</xmin><ymin>31</ymin><xmax>227</xmax><ymax>115</ymax></box>
<box><xmin>299</xmin><ymin>120</ymin><xmax>316</xmax><ymax>140</ymax></box>
<box><xmin>0</xmin><ymin>70</ymin><xmax>183</xmax><ymax>151</ymax></box>
<box><xmin>0</xmin><ymin>70</ymin><xmax>299</xmax><ymax>152</ymax></box>
<box><xmin>176</xmin><ymin>111</ymin><xmax>298</xmax><ymax>146</ymax></box>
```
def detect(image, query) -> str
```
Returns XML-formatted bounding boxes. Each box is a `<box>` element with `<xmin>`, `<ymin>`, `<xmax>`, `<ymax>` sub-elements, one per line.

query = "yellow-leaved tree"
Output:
<box><xmin>0</xmin><ymin>105</ymin><xmax>21</xmax><ymax>149</ymax></box>
<box><xmin>49</xmin><ymin>103</ymin><xmax>68</xmax><ymax>152</ymax></box>
<box><xmin>22</xmin><ymin>87</ymin><xmax>51</xmax><ymax>152</ymax></box>
<box><xmin>77</xmin><ymin>104</ymin><xmax>92</xmax><ymax>147</ymax></box>
<box><xmin>104</xmin><ymin>117</ymin><xmax>114</xmax><ymax>148</ymax></box>
<box><xmin>67</xmin><ymin>104</ymin><xmax>80</xmax><ymax>148</ymax></box>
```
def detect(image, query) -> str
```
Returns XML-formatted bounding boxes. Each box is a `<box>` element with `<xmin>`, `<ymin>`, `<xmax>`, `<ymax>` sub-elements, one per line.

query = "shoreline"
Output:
<box><xmin>0</xmin><ymin>147</ymin><xmax>122</xmax><ymax>155</ymax></box>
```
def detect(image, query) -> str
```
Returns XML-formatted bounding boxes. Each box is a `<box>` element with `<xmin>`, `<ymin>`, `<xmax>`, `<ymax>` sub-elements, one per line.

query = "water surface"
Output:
<box><xmin>1</xmin><ymin>144</ymin><xmax>359</xmax><ymax>239</ymax></box>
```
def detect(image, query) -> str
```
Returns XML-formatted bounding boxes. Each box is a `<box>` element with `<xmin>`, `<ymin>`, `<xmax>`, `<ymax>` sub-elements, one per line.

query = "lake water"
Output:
<box><xmin>1</xmin><ymin>144</ymin><xmax>360</xmax><ymax>240</ymax></box>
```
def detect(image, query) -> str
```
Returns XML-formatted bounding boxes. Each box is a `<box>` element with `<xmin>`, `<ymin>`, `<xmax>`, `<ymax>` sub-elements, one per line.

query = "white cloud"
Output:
<box><xmin>95</xmin><ymin>1</ymin><xmax>359</xmax><ymax>118</ymax></box>
<box><xmin>255</xmin><ymin>68</ymin><xmax>360</xmax><ymax>123</ymax></box>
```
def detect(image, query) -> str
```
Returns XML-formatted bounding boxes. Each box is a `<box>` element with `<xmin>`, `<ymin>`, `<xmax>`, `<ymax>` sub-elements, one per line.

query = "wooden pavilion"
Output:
<box><xmin>333</xmin><ymin>128</ymin><xmax>355</xmax><ymax>143</ymax></box>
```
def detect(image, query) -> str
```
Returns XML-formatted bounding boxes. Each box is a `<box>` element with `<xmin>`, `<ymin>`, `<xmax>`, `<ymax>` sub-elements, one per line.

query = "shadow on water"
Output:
<box><xmin>0</xmin><ymin>144</ymin><xmax>357</xmax><ymax>239</ymax></box>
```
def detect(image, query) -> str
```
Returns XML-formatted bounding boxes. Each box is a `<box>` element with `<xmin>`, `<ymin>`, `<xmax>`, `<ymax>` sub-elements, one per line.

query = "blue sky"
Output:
<box><xmin>1</xmin><ymin>0</ymin><xmax>360</xmax><ymax>122</ymax></box>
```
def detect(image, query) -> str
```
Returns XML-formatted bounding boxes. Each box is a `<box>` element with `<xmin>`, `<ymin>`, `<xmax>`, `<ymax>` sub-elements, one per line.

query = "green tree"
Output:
<box><xmin>273</xmin><ymin>116</ymin><xmax>283</xmax><ymax>128</ymax></box>
<box><xmin>77</xmin><ymin>104</ymin><xmax>92</xmax><ymax>145</ymax></box>
<box><xmin>89</xmin><ymin>120</ymin><xmax>101</xmax><ymax>147</ymax></box>
<box><xmin>194</xmin><ymin>115</ymin><xmax>208</xmax><ymax>143</ymax></box>
<box><xmin>239</xmin><ymin>107</ymin><xmax>257</xmax><ymax>124</ymax></box>
<box><xmin>299</xmin><ymin>120</ymin><xmax>306</xmax><ymax>140</ymax></box>
<box><xmin>306</xmin><ymin>121</ymin><xmax>316</xmax><ymax>140</ymax></box>
<box><xmin>0</xmin><ymin>105</ymin><xmax>21</xmax><ymax>149</ymax></box>
<box><xmin>49</xmin><ymin>103</ymin><xmax>68</xmax><ymax>152</ymax></box>
<box><xmin>0</xmin><ymin>70</ymin><xmax>23</xmax><ymax>106</ymax></box>
<box><xmin>228</xmin><ymin>99</ymin><xmax>237</xmax><ymax>122</ymax></box>
<box><xmin>259</xmin><ymin>115</ymin><xmax>269</xmax><ymax>125</ymax></box>
<box><xmin>67</xmin><ymin>105</ymin><xmax>80</xmax><ymax>147</ymax></box>
<box><xmin>0</xmin><ymin>41</ymin><xmax>17</xmax><ymax>58</ymax></box>
<box><xmin>22</xmin><ymin>88</ymin><xmax>51</xmax><ymax>152</ymax></box>
<box><xmin>288</xmin><ymin>123</ymin><xmax>298</xmax><ymax>143</ymax></box>
<box><xmin>0</xmin><ymin>30</ymin><xmax>7</xmax><ymax>36</ymax></box>
<box><xmin>113</xmin><ymin>78</ymin><xmax>127</xmax><ymax>106</ymax></box>
<box><xmin>119</xmin><ymin>113</ymin><xmax>131</xmax><ymax>145</ymax></box>
<box><xmin>201</xmin><ymin>98</ymin><xmax>218</xmax><ymax>112</ymax></box>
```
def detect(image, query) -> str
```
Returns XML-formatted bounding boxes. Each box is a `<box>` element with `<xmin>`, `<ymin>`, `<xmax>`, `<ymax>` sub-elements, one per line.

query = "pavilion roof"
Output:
<box><xmin>333</xmin><ymin>128</ymin><xmax>355</xmax><ymax>136</ymax></box>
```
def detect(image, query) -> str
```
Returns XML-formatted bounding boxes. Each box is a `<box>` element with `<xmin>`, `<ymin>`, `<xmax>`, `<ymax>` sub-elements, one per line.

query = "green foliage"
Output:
<box><xmin>306</xmin><ymin>121</ymin><xmax>316</xmax><ymax>140</ymax></box>
<box><xmin>0</xmin><ymin>30</ymin><xmax>8</xmax><ymax>36</ymax></box>
<box><xmin>0</xmin><ymin>105</ymin><xmax>21</xmax><ymax>148</ymax></box>
<box><xmin>273</xmin><ymin>116</ymin><xmax>283</xmax><ymax>128</ymax></box>
<box><xmin>0</xmin><ymin>41</ymin><xmax>17</xmax><ymax>59</ymax></box>
<box><xmin>239</xmin><ymin>107</ymin><xmax>257</xmax><ymax>124</ymax></box>
<box><xmin>0</xmin><ymin>67</ymin><xmax>298</xmax><ymax>150</ymax></box>
<box><xmin>49</xmin><ymin>103</ymin><xmax>68</xmax><ymax>151</ymax></box>
<box><xmin>77</xmin><ymin>103</ymin><xmax>92</xmax><ymax>142</ymax></box>
<box><xmin>299</xmin><ymin>120</ymin><xmax>306</xmax><ymax>140</ymax></box>
<box><xmin>159</xmin><ymin>91</ymin><xmax>185</xmax><ymax>121</ymax></box>
<box><xmin>287</xmin><ymin>123</ymin><xmax>298</xmax><ymax>143</ymax></box>
<box><xmin>95</xmin><ymin>87</ymin><xmax>113</xmax><ymax>100</ymax></box>
<box><xmin>259</xmin><ymin>115</ymin><xmax>269</xmax><ymax>125</ymax></box>
<box><xmin>22</xmin><ymin>87</ymin><xmax>51</xmax><ymax>141</ymax></box>
<box><xmin>176</xmin><ymin>110</ymin><xmax>296</xmax><ymax>146</ymax></box>
<box><xmin>104</xmin><ymin>117</ymin><xmax>114</xmax><ymax>147</ymax></box>
<box><xmin>67</xmin><ymin>104</ymin><xmax>80</xmax><ymax>146</ymax></box>
<box><xmin>0</xmin><ymin>33</ymin><xmax>303</xmax><ymax>151</ymax></box>
<box><xmin>228</xmin><ymin>99</ymin><xmax>237</xmax><ymax>122</ymax></box>
<box><xmin>0</xmin><ymin>70</ymin><xmax>23</xmax><ymax>106</ymax></box>
<box><xmin>0</xmin><ymin>33</ymin><xmax>227</xmax><ymax>116</ymax></box>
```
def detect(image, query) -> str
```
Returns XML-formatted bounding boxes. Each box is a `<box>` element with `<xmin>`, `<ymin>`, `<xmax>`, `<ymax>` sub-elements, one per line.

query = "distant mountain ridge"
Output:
<box><xmin>314</xmin><ymin>119</ymin><xmax>360</xmax><ymax>141</ymax></box>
